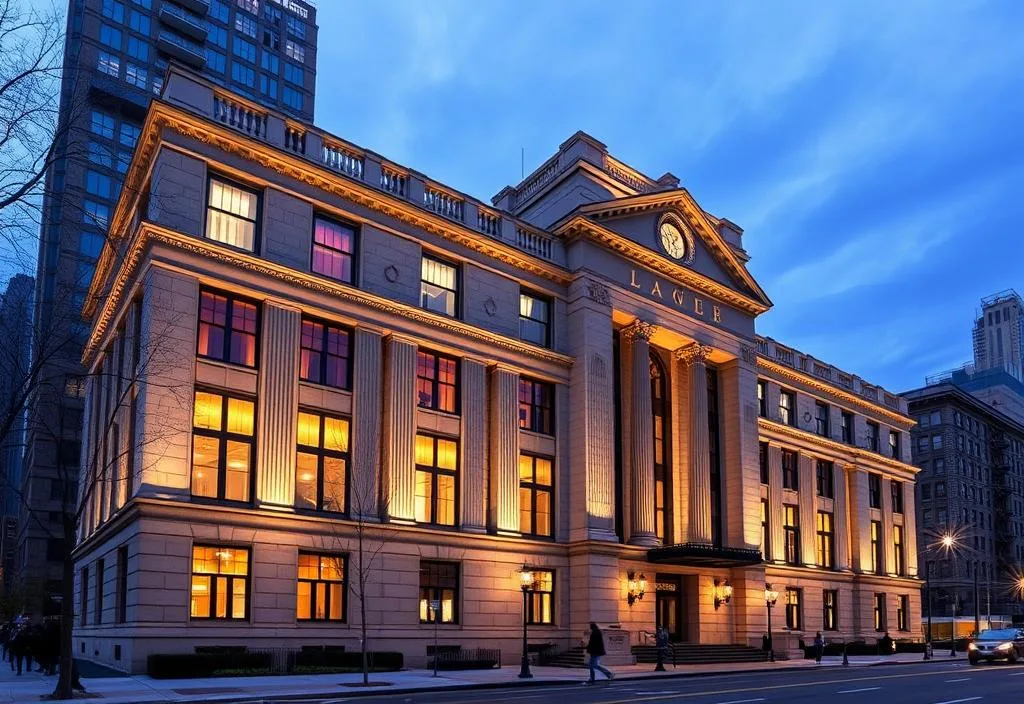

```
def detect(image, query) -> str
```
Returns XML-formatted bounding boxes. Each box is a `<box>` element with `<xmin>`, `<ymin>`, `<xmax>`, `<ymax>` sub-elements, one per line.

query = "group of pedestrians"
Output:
<box><xmin>0</xmin><ymin>617</ymin><xmax>61</xmax><ymax>676</ymax></box>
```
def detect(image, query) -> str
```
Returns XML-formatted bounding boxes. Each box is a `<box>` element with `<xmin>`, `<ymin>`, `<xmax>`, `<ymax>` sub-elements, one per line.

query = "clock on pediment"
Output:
<box><xmin>657</xmin><ymin>213</ymin><xmax>695</xmax><ymax>265</ymax></box>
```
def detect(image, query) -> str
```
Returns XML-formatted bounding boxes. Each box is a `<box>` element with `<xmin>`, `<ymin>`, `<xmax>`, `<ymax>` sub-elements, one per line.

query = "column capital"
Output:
<box><xmin>674</xmin><ymin>343</ymin><xmax>713</xmax><ymax>365</ymax></box>
<box><xmin>585</xmin><ymin>279</ymin><xmax>611</xmax><ymax>306</ymax></box>
<box><xmin>386</xmin><ymin>332</ymin><xmax>419</xmax><ymax>347</ymax></box>
<box><xmin>621</xmin><ymin>319</ymin><xmax>656</xmax><ymax>342</ymax></box>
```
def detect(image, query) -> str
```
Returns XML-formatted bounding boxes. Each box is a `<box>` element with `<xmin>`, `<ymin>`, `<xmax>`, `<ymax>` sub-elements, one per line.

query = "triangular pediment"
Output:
<box><xmin>554</xmin><ymin>190</ymin><xmax>772</xmax><ymax>311</ymax></box>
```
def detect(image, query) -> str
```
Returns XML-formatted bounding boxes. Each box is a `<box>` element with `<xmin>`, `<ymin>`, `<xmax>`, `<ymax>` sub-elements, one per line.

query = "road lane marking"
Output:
<box><xmin>1012</xmin><ymin>671</ymin><xmax>1024</xmax><ymax>676</ymax></box>
<box><xmin>933</xmin><ymin>698</ymin><xmax>981</xmax><ymax>704</ymax></box>
<box><xmin>944</xmin><ymin>678</ymin><xmax>970</xmax><ymax>682</ymax></box>
<box><xmin>717</xmin><ymin>699</ymin><xmax>765</xmax><ymax>704</ymax></box>
<box><xmin>837</xmin><ymin>687</ymin><xmax>880</xmax><ymax>694</ymax></box>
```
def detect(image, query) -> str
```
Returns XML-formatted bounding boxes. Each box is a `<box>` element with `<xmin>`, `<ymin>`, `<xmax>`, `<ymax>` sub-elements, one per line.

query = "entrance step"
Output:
<box><xmin>631</xmin><ymin>644</ymin><xmax>770</xmax><ymax>664</ymax></box>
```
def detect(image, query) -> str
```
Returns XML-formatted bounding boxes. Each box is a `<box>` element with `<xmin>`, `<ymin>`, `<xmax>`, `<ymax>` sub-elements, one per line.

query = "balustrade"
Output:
<box><xmin>516</xmin><ymin>227</ymin><xmax>553</xmax><ymax>260</ymax></box>
<box><xmin>285</xmin><ymin>127</ymin><xmax>306</xmax><ymax>155</ymax></box>
<box><xmin>477</xmin><ymin>209</ymin><xmax>501</xmax><ymax>238</ymax></box>
<box><xmin>213</xmin><ymin>95</ymin><xmax>266</xmax><ymax>139</ymax></box>
<box><xmin>322</xmin><ymin>142</ymin><xmax>364</xmax><ymax>180</ymax></box>
<box><xmin>380</xmin><ymin>167</ymin><xmax>407</xmax><ymax>197</ymax></box>
<box><xmin>424</xmin><ymin>187</ymin><xmax>464</xmax><ymax>222</ymax></box>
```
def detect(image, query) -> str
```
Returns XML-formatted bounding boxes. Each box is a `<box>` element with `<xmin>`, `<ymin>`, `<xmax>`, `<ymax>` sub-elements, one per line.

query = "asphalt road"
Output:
<box><xmin>282</xmin><ymin>661</ymin><xmax>1024</xmax><ymax>704</ymax></box>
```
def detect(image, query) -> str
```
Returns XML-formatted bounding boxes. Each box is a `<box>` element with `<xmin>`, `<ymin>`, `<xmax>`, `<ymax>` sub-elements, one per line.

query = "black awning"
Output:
<box><xmin>647</xmin><ymin>542</ymin><xmax>763</xmax><ymax>568</ymax></box>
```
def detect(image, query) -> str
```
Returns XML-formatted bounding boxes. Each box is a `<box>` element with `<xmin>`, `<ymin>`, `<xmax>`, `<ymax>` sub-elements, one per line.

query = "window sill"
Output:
<box><xmin>298</xmin><ymin>379</ymin><xmax>353</xmax><ymax>394</ymax></box>
<box><xmin>197</xmin><ymin>355</ymin><xmax>258</xmax><ymax>373</ymax></box>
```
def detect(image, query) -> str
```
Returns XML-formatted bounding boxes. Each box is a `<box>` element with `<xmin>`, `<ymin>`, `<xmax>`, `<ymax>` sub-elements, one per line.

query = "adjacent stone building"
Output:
<box><xmin>71</xmin><ymin>67</ymin><xmax>921</xmax><ymax>673</ymax></box>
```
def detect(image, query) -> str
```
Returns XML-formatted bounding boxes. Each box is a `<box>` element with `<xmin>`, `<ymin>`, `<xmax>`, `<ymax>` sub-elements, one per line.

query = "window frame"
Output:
<box><xmin>893</xmin><ymin>524</ymin><xmax>905</xmax><ymax>576</ymax></box>
<box><xmin>815</xmin><ymin>459</ymin><xmax>834</xmax><ymax>498</ymax></box>
<box><xmin>781</xmin><ymin>449</ymin><xmax>799</xmax><ymax>490</ymax></box>
<box><xmin>891</xmin><ymin>480</ymin><xmax>904</xmax><ymax>514</ymax></box>
<box><xmin>841</xmin><ymin>411</ymin><xmax>853</xmax><ymax>444</ymax></box>
<box><xmin>868</xmin><ymin>472</ymin><xmax>882</xmax><ymax>509</ymax></box>
<box><xmin>204</xmin><ymin>174</ymin><xmax>262</xmax><ymax>253</ymax></box>
<box><xmin>310</xmin><ymin>214</ymin><xmax>357</xmax><ymax>285</ymax></box>
<box><xmin>783</xmin><ymin>504</ymin><xmax>800</xmax><ymax>566</ymax></box>
<box><xmin>759</xmin><ymin>441</ymin><xmax>769</xmax><ymax>485</ymax></box>
<box><xmin>294</xmin><ymin>409</ymin><xmax>350</xmax><ymax>515</ymax></box>
<box><xmin>870</xmin><ymin>520</ymin><xmax>884</xmax><ymax>575</ymax></box>
<box><xmin>889</xmin><ymin>429</ymin><xmax>901</xmax><ymax>459</ymax></box>
<box><xmin>518</xmin><ymin>377</ymin><xmax>554</xmax><ymax>435</ymax></box>
<box><xmin>785</xmin><ymin>587</ymin><xmax>802</xmax><ymax>630</ymax></box>
<box><xmin>757</xmin><ymin>380</ymin><xmax>767</xmax><ymax>418</ymax></box>
<box><xmin>873</xmin><ymin>593</ymin><xmax>887</xmax><ymax>632</ymax></box>
<box><xmin>816</xmin><ymin>510</ymin><xmax>835</xmax><ymax>569</ymax></box>
<box><xmin>196</xmin><ymin>288</ymin><xmax>261</xmax><ymax>368</ymax></box>
<box><xmin>190</xmin><ymin>544</ymin><xmax>251</xmax><ymax>621</ymax></box>
<box><xmin>867</xmin><ymin>421</ymin><xmax>880</xmax><ymax>452</ymax></box>
<box><xmin>779</xmin><ymin>390</ymin><xmax>795</xmax><ymax>426</ymax></box>
<box><xmin>299</xmin><ymin>317</ymin><xmax>352</xmax><ymax>390</ymax></box>
<box><xmin>525</xmin><ymin>569</ymin><xmax>555</xmax><ymax>625</ymax></box>
<box><xmin>190</xmin><ymin>389</ymin><xmax>256</xmax><ymax>504</ymax></box>
<box><xmin>519</xmin><ymin>290</ymin><xmax>551</xmax><ymax>348</ymax></box>
<box><xmin>814</xmin><ymin>401</ymin><xmax>830</xmax><ymax>437</ymax></box>
<box><xmin>419</xmin><ymin>253</ymin><xmax>460</xmax><ymax>318</ymax></box>
<box><xmin>823</xmin><ymin>589</ymin><xmax>838</xmax><ymax>631</ymax></box>
<box><xmin>419</xmin><ymin>560</ymin><xmax>459</xmax><ymax>625</ymax></box>
<box><xmin>415</xmin><ymin>349</ymin><xmax>460</xmax><ymax>414</ymax></box>
<box><xmin>296</xmin><ymin>552</ymin><xmax>347</xmax><ymax>622</ymax></box>
<box><xmin>519</xmin><ymin>453</ymin><xmax>554</xmax><ymax>539</ymax></box>
<box><xmin>896</xmin><ymin>595</ymin><xmax>909</xmax><ymax>631</ymax></box>
<box><xmin>414</xmin><ymin>433</ymin><xmax>459</xmax><ymax>527</ymax></box>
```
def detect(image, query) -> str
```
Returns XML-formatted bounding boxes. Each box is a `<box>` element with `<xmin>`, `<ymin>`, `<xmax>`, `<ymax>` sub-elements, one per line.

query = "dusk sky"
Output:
<box><xmin>308</xmin><ymin>0</ymin><xmax>1024</xmax><ymax>393</ymax></box>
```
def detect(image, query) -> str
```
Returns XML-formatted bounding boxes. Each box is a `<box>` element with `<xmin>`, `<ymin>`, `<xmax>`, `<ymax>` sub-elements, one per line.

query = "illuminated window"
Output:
<box><xmin>873</xmin><ymin>593</ymin><xmax>886</xmax><ymax>631</ymax></box>
<box><xmin>823</xmin><ymin>590</ymin><xmax>838</xmax><ymax>630</ymax></box>
<box><xmin>414</xmin><ymin>434</ymin><xmax>458</xmax><ymax>526</ymax></box>
<box><xmin>519</xmin><ymin>454</ymin><xmax>553</xmax><ymax>538</ymax></box>
<box><xmin>206</xmin><ymin>177</ymin><xmax>259</xmax><ymax>251</ymax></box>
<box><xmin>816</xmin><ymin>459</ymin><xmax>833</xmax><ymax>498</ymax></box>
<box><xmin>870</xmin><ymin>520</ymin><xmax>883</xmax><ymax>574</ymax></box>
<box><xmin>784</xmin><ymin>588</ymin><xmax>801</xmax><ymax>630</ymax></box>
<box><xmin>518</xmin><ymin>378</ymin><xmax>553</xmax><ymax>435</ymax></box>
<box><xmin>781</xmin><ymin>449</ymin><xmax>798</xmax><ymax>490</ymax></box>
<box><xmin>651</xmin><ymin>356</ymin><xmax>670</xmax><ymax>541</ymax></box>
<box><xmin>419</xmin><ymin>560</ymin><xmax>458</xmax><ymax>624</ymax></box>
<box><xmin>783</xmin><ymin>504</ymin><xmax>799</xmax><ymax>566</ymax></box>
<box><xmin>296</xmin><ymin>553</ymin><xmax>345</xmax><ymax>621</ymax></box>
<box><xmin>893</xmin><ymin>524</ymin><xmax>905</xmax><ymax>576</ymax></box>
<box><xmin>294</xmin><ymin>411</ymin><xmax>349</xmax><ymax>513</ymax></box>
<box><xmin>519</xmin><ymin>292</ymin><xmax>550</xmax><ymax>347</ymax></box>
<box><xmin>816</xmin><ymin>511</ymin><xmax>834</xmax><ymax>569</ymax></box>
<box><xmin>191</xmin><ymin>391</ymin><xmax>254</xmax><ymax>503</ymax></box>
<box><xmin>896</xmin><ymin>595</ymin><xmax>909</xmax><ymax>631</ymax></box>
<box><xmin>779</xmin><ymin>390</ymin><xmax>795</xmax><ymax>426</ymax></box>
<box><xmin>190</xmin><ymin>545</ymin><xmax>249</xmax><ymax>620</ymax></box>
<box><xmin>197</xmin><ymin>290</ymin><xmax>258</xmax><ymax>367</ymax></box>
<box><xmin>526</xmin><ymin>570</ymin><xmax>554</xmax><ymax>625</ymax></box>
<box><xmin>416</xmin><ymin>350</ymin><xmax>458</xmax><ymax>414</ymax></box>
<box><xmin>420</xmin><ymin>254</ymin><xmax>458</xmax><ymax>317</ymax></box>
<box><xmin>311</xmin><ymin>216</ymin><xmax>355</xmax><ymax>283</ymax></box>
<box><xmin>299</xmin><ymin>319</ymin><xmax>350</xmax><ymax>389</ymax></box>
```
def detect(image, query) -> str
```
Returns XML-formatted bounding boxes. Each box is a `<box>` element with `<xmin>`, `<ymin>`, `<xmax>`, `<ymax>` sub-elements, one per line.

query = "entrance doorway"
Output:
<box><xmin>655</xmin><ymin>574</ymin><xmax>684</xmax><ymax>642</ymax></box>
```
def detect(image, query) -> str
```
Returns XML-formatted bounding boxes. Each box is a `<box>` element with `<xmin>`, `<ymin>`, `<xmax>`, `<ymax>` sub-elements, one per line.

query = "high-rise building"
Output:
<box><xmin>972</xmin><ymin>290</ymin><xmax>1024</xmax><ymax>382</ymax></box>
<box><xmin>20</xmin><ymin>0</ymin><xmax>318</xmax><ymax>612</ymax></box>
<box><xmin>0</xmin><ymin>275</ymin><xmax>34</xmax><ymax>589</ymax></box>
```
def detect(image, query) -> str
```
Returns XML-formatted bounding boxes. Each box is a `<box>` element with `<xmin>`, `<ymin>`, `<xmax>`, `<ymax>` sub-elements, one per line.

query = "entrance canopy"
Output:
<box><xmin>647</xmin><ymin>542</ymin><xmax>762</xmax><ymax>568</ymax></box>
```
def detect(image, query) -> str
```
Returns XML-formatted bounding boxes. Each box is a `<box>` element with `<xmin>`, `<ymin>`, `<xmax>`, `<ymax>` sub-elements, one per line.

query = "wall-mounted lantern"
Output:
<box><xmin>713</xmin><ymin>578</ymin><xmax>733</xmax><ymax>609</ymax></box>
<box><xmin>626</xmin><ymin>571</ymin><xmax>647</xmax><ymax>606</ymax></box>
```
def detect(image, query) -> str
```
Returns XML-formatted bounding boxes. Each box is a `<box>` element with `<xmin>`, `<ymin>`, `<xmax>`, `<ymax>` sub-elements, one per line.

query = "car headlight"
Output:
<box><xmin>996</xmin><ymin>642</ymin><xmax>1014</xmax><ymax>651</ymax></box>
<box><xmin>968</xmin><ymin>643</ymin><xmax>978</xmax><ymax>650</ymax></box>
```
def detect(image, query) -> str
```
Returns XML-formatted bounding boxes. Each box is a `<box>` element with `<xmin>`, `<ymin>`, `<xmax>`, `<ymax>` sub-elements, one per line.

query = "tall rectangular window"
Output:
<box><xmin>867</xmin><ymin>421</ymin><xmax>880</xmax><ymax>452</ymax></box>
<box><xmin>889</xmin><ymin>430</ymin><xmax>901</xmax><ymax>459</ymax></box>
<box><xmin>116</xmin><ymin>546</ymin><xmax>128</xmax><ymax>624</ymax></box>
<box><xmin>867</xmin><ymin>473</ymin><xmax>881</xmax><ymax>508</ymax></box>
<box><xmin>757</xmin><ymin>380</ymin><xmax>767</xmax><ymax>417</ymax></box>
<box><xmin>874</xmin><ymin>593</ymin><xmax>886</xmax><ymax>631</ymax></box>
<box><xmin>416</xmin><ymin>350</ymin><xmax>458</xmax><ymax>414</ymax></box>
<box><xmin>233</xmin><ymin>36</ymin><xmax>256</xmax><ymax>62</ymax></box>
<box><xmin>414</xmin><ymin>434</ymin><xmax>457</xmax><ymax>526</ymax></box>
<box><xmin>294</xmin><ymin>411</ymin><xmax>349</xmax><ymax>514</ymax></box>
<box><xmin>785</xmin><ymin>588</ymin><xmax>801</xmax><ymax>630</ymax></box>
<box><xmin>896</xmin><ymin>595</ymin><xmax>909</xmax><ymax>631</ymax></box>
<box><xmin>519</xmin><ymin>454</ymin><xmax>553</xmax><ymax>538</ymax></box>
<box><xmin>197</xmin><ymin>290</ymin><xmax>258</xmax><ymax>367</ymax></box>
<box><xmin>841</xmin><ymin>411</ymin><xmax>853</xmax><ymax>443</ymax></box>
<box><xmin>783</xmin><ymin>504</ymin><xmax>800</xmax><ymax>566</ymax></box>
<box><xmin>190</xmin><ymin>545</ymin><xmax>250</xmax><ymax>620</ymax></box>
<box><xmin>420</xmin><ymin>255</ymin><xmax>458</xmax><ymax>317</ymax></box>
<box><xmin>823</xmin><ymin>590</ymin><xmax>838</xmax><ymax>630</ymax></box>
<box><xmin>231</xmin><ymin>61</ymin><xmax>256</xmax><ymax>87</ymax></box>
<box><xmin>99</xmin><ymin>24</ymin><xmax>122</xmax><ymax>50</ymax></box>
<box><xmin>419</xmin><ymin>561</ymin><xmax>458</xmax><ymax>624</ymax></box>
<box><xmin>893</xmin><ymin>524</ymin><xmax>905</xmax><ymax>576</ymax></box>
<box><xmin>296</xmin><ymin>553</ymin><xmax>346</xmax><ymax>621</ymax></box>
<box><xmin>126</xmin><ymin>36</ymin><xmax>148</xmax><ymax>61</ymax></box>
<box><xmin>519</xmin><ymin>292</ymin><xmax>550</xmax><ymax>347</ymax></box>
<box><xmin>816</xmin><ymin>511</ymin><xmax>834</xmax><ymax>569</ymax></box>
<box><xmin>206</xmin><ymin>177</ymin><xmax>259</xmax><ymax>251</ymax></box>
<box><xmin>94</xmin><ymin>559</ymin><xmax>105</xmax><ymax>625</ymax></box>
<box><xmin>191</xmin><ymin>391</ymin><xmax>255</xmax><ymax>503</ymax></box>
<box><xmin>299</xmin><ymin>318</ymin><xmax>350</xmax><ymax>389</ymax></box>
<box><xmin>102</xmin><ymin>0</ymin><xmax>124</xmax><ymax>21</ymax></box>
<box><xmin>311</xmin><ymin>216</ymin><xmax>355</xmax><ymax>283</ymax></box>
<box><xmin>870</xmin><ymin>520</ymin><xmax>883</xmax><ymax>574</ymax></box>
<box><xmin>779</xmin><ymin>390</ymin><xmax>795</xmax><ymax>426</ymax></box>
<box><xmin>526</xmin><ymin>570</ymin><xmax>554</xmax><ymax>625</ymax></box>
<box><xmin>782</xmin><ymin>449</ymin><xmax>798</xmax><ymax>490</ymax></box>
<box><xmin>815</xmin><ymin>459</ymin><xmax>833</xmax><ymax>498</ymax></box>
<box><xmin>519</xmin><ymin>378</ymin><xmax>554</xmax><ymax>434</ymax></box>
<box><xmin>759</xmin><ymin>441</ymin><xmax>769</xmax><ymax>485</ymax></box>
<box><xmin>760</xmin><ymin>498</ymin><xmax>769</xmax><ymax>558</ymax></box>
<box><xmin>891</xmin><ymin>480</ymin><xmax>904</xmax><ymax>514</ymax></box>
<box><xmin>815</xmin><ymin>401</ymin><xmax>830</xmax><ymax>437</ymax></box>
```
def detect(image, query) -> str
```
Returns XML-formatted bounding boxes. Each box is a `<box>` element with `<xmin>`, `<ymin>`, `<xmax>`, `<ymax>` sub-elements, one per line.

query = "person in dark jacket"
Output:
<box><xmin>585</xmin><ymin>622</ymin><xmax>614</xmax><ymax>683</ymax></box>
<box><xmin>814</xmin><ymin>632</ymin><xmax>825</xmax><ymax>664</ymax></box>
<box><xmin>9</xmin><ymin>624</ymin><xmax>30</xmax><ymax>675</ymax></box>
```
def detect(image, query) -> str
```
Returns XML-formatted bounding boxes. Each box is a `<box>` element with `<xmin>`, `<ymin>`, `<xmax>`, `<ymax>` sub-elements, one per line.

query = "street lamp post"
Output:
<box><xmin>765</xmin><ymin>584</ymin><xmax>779</xmax><ymax>663</ymax></box>
<box><xmin>518</xmin><ymin>566</ymin><xmax>535</xmax><ymax>679</ymax></box>
<box><xmin>924</xmin><ymin>561</ymin><xmax>933</xmax><ymax>660</ymax></box>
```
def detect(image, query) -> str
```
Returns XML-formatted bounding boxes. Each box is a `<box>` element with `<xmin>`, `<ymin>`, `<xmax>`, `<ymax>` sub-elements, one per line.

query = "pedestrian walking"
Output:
<box><xmin>9</xmin><ymin>623</ymin><xmax>29</xmax><ymax>675</ymax></box>
<box><xmin>814</xmin><ymin>631</ymin><xmax>825</xmax><ymax>664</ymax></box>
<box><xmin>655</xmin><ymin>626</ymin><xmax>670</xmax><ymax>671</ymax></box>
<box><xmin>585</xmin><ymin>622</ymin><xmax>614</xmax><ymax>684</ymax></box>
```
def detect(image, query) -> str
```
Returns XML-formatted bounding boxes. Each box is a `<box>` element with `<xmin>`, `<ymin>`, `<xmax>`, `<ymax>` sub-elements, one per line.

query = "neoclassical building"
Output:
<box><xmin>72</xmin><ymin>67</ymin><xmax>920</xmax><ymax>673</ymax></box>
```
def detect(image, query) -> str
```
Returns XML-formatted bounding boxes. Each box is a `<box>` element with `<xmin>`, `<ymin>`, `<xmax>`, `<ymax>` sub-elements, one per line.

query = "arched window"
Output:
<box><xmin>650</xmin><ymin>354</ymin><xmax>671</xmax><ymax>542</ymax></box>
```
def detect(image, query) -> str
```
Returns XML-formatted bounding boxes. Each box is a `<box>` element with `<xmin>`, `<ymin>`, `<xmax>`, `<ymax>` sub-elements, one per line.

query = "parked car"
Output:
<box><xmin>968</xmin><ymin>628</ymin><xmax>1024</xmax><ymax>665</ymax></box>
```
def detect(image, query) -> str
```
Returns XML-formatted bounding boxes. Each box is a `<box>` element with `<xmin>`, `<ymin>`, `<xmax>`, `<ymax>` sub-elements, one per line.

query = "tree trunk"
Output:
<box><xmin>54</xmin><ymin>522</ymin><xmax>75</xmax><ymax>699</ymax></box>
<box><xmin>359</xmin><ymin>527</ymin><xmax>368</xmax><ymax>685</ymax></box>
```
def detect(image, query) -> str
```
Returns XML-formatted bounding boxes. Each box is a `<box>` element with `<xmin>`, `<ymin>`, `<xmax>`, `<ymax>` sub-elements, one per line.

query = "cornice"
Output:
<box><xmin>757</xmin><ymin>356</ymin><xmax>912</xmax><ymax>427</ymax></box>
<box><xmin>83</xmin><ymin>224</ymin><xmax>576</xmax><ymax>371</ymax></box>
<box><xmin>559</xmin><ymin>215</ymin><xmax>770</xmax><ymax>315</ymax></box>
<box><xmin>758</xmin><ymin>417</ymin><xmax>920</xmax><ymax>477</ymax></box>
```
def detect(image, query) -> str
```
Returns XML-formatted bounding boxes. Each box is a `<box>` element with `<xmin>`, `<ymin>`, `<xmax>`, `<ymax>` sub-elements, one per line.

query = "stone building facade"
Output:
<box><xmin>71</xmin><ymin>68</ymin><xmax>921</xmax><ymax>673</ymax></box>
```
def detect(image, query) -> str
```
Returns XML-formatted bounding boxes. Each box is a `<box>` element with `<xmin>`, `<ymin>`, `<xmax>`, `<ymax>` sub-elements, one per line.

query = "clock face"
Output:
<box><xmin>659</xmin><ymin>221</ymin><xmax>687</xmax><ymax>260</ymax></box>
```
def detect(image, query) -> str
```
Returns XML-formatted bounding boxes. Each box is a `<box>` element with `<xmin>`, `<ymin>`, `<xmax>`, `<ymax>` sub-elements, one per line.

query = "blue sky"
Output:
<box><xmin>310</xmin><ymin>0</ymin><xmax>1024</xmax><ymax>392</ymax></box>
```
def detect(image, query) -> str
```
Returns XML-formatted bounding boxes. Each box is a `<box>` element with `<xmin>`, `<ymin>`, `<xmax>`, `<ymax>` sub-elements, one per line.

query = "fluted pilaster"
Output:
<box><xmin>382</xmin><ymin>335</ymin><xmax>417</xmax><ymax>522</ymax></box>
<box><xmin>256</xmin><ymin>302</ymin><xmax>301</xmax><ymax>507</ymax></box>
<box><xmin>767</xmin><ymin>444</ymin><xmax>785</xmax><ymax>562</ymax></box>
<box><xmin>847</xmin><ymin>467</ymin><xmax>871</xmax><ymax>572</ymax></box>
<box><xmin>834</xmin><ymin>463</ymin><xmax>851</xmax><ymax>570</ymax></box>
<box><xmin>461</xmin><ymin>358</ymin><xmax>487</xmax><ymax>532</ymax></box>
<box><xmin>677</xmin><ymin>343</ymin><xmax>712</xmax><ymax>544</ymax></box>
<box><xmin>798</xmin><ymin>454</ymin><xmax>816</xmax><ymax>566</ymax></box>
<box><xmin>350</xmin><ymin>327</ymin><xmax>383</xmax><ymax>519</ymax></box>
<box><xmin>489</xmin><ymin>365</ymin><xmax>520</xmax><ymax>534</ymax></box>
<box><xmin>624</xmin><ymin>320</ymin><xmax>657</xmax><ymax>545</ymax></box>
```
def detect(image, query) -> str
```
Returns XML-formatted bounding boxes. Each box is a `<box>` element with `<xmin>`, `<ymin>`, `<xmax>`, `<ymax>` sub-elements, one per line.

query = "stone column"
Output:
<box><xmin>676</xmin><ymin>343</ymin><xmax>712</xmax><ymax>544</ymax></box>
<box><xmin>671</xmin><ymin>352</ymin><xmax>691</xmax><ymax>544</ymax></box>
<box><xmin>902</xmin><ymin>482</ymin><xmax>919</xmax><ymax>577</ymax></box>
<box><xmin>767</xmin><ymin>444</ymin><xmax>785</xmax><ymax>563</ymax></box>
<box><xmin>623</xmin><ymin>320</ymin><xmax>657</xmax><ymax>546</ymax></box>
<box><xmin>461</xmin><ymin>358</ymin><xmax>488</xmax><ymax>533</ymax></box>
<box><xmin>834</xmin><ymin>463</ymin><xmax>851</xmax><ymax>570</ymax></box>
<box><xmin>382</xmin><ymin>335</ymin><xmax>417</xmax><ymax>523</ymax></box>
<box><xmin>350</xmin><ymin>327</ymin><xmax>383</xmax><ymax>519</ymax></box>
<box><xmin>798</xmin><ymin>454</ymin><xmax>816</xmax><ymax>566</ymax></box>
<box><xmin>255</xmin><ymin>302</ymin><xmax>301</xmax><ymax>508</ymax></box>
<box><xmin>846</xmin><ymin>467</ymin><xmax>871</xmax><ymax>572</ymax></box>
<box><xmin>881</xmin><ymin>476</ymin><xmax>895</xmax><ymax>575</ymax></box>
<box><xmin>489</xmin><ymin>365</ymin><xmax>520</xmax><ymax>534</ymax></box>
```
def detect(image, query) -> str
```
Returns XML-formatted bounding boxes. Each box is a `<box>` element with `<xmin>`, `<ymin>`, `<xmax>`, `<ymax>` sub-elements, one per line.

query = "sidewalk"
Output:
<box><xmin>0</xmin><ymin>653</ymin><xmax>962</xmax><ymax>704</ymax></box>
